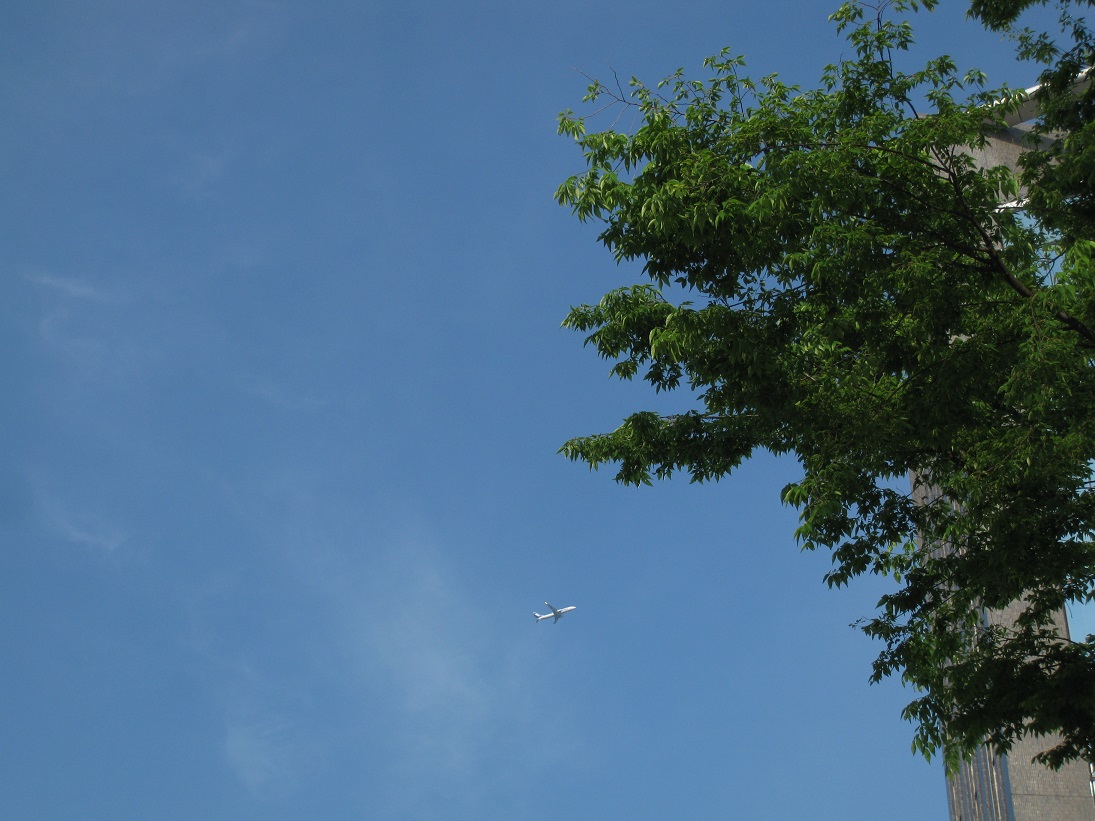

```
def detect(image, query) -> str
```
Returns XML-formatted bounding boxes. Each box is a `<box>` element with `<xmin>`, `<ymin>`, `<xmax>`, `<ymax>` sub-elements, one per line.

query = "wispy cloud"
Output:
<box><xmin>216</xmin><ymin>651</ymin><xmax>327</xmax><ymax>801</ymax></box>
<box><xmin>354</xmin><ymin>545</ymin><xmax>494</xmax><ymax>763</ymax></box>
<box><xmin>225</xmin><ymin>716</ymin><xmax>290</xmax><ymax>790</ymax></box>
<box><xmin>33</xmin><ymin>481</ymin><xmax>128</xmax><ymax>553</ymax></box>
<box><xmin>241</xmin><ymin>374</ymin><xmax>330</xmax><ymax>412</ymax></box>
<box><xmin>37</xmin><ymin>305</ymin><xmax>110</xmax><ymax>366</ymax></box>
<box><xmin>223</xmin><ymin>710</ymin><xmax>303</xmax><ymax>797</ymax></box>
<box><xmin>318</xmin><ymin>530</ymin><xmax>572</xmax><ymax>785</ymax></box>
<box><xmin>164</xmin><ymin>149</ymin><xmax>231</xmax><ymax>201</ymax></box>
<box><xmin>179</xmin><ymin>574</ymin><xmax>322</xmax><ymax>800</ymax></box>
<box><xmin>24</xmin><ymin>271</ymin><xmax>125</xmax><ymax>364</ymax></box>
<box><xmin>53</xmin><ymin>514</ymin><xmax>128</xmax><ymax>553</ymax></box>
<box><xmin>185</xmin><ymin>479</ymin><xmax>579</xmax><ymax>813</ymax></box>
<box><xmin>23</xmin><ymin>272</ymin><xmax>123</xmax><ymax>303</ymax></box>
<box><xmin>21</xmin><ymin>270</ymin><xmax>153</xmax><ymax>385</ymax></box>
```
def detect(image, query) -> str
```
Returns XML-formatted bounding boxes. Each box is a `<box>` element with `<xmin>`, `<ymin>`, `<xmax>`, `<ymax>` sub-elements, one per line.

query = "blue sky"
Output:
<box><xmin>1</xmin><ymin>2</ymin><xmax>1082</xmax><ymax>819</ymax></box>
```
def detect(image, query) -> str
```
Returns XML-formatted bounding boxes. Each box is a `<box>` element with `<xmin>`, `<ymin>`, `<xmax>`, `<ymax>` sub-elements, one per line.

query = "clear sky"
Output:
<box><xmin>0</xmin><ymin>2</ymin><xmax>1077</xmax><ymax>819</ymax></box>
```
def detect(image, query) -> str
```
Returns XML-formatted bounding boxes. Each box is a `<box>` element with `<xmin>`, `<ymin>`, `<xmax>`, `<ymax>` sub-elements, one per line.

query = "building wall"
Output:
<box><xmin>946</xmin><ymin>742</ymin><xmax>1094</xmax><ymax>821</ymax></box>
<box><xmin>946</xmin><ymin>746</ymin><xmax>1013</xmax><ymax>821</ymax></box>
<box><xmin>911</xmin><ymin>474</ymin><xmax>1095</xmax><ymax>820</ymax></box>
<box><xmin>984</xmin><ymin>604</ymin><xmax>1094</xmax><ymax>821</ymax></box>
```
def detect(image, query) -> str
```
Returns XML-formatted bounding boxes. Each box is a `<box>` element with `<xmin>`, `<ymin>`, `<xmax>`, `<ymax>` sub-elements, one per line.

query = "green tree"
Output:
<box><xmin>556</xmin><ymin>0</ymin><xmax>1095</xmax><ymax>769</ymax></box>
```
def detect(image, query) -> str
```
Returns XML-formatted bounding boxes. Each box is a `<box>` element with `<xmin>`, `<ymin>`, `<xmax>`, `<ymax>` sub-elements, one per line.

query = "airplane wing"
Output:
<box><xmin>545</xmin><ymin>602</ymin><xmax>559</xmax><ymax>616</ymax></box>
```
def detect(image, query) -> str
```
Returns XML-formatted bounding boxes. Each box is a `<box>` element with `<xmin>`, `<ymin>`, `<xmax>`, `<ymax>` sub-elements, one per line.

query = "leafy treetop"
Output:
<box><xmin>556</xmin><ymin>0</ymin><xmax>1095</xmax><ymax>769</ymax></box>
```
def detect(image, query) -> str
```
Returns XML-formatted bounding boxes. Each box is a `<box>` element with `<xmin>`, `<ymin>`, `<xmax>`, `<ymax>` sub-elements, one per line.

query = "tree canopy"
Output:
<box><xmin>556</xmin><ymin>0</ymin><xmax>1095</xmax><ymax>769</ymax></box>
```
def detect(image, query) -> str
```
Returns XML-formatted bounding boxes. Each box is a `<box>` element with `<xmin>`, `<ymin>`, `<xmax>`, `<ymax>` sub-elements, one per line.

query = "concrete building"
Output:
<box><xmin>941</xmin><ymin>601</ymin><xmax>1094</xmax><ymax>820</ymax></box>
<box><xmin>911</xmin><ymin>480</ymin><xmax>1095</xmax><ymax>820</ymax></box>
<box><xmin>945</xmin><ymin>674</ymin><xmax>1095</xmax><ymax>821</ymax></box>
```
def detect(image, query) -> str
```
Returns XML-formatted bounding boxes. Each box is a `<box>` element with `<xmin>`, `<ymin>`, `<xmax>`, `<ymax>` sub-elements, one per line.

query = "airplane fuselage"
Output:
<box><xmin>534</xmin><ymin>602</ymin><xmax>576</xmax><ymax>623</ymax></box>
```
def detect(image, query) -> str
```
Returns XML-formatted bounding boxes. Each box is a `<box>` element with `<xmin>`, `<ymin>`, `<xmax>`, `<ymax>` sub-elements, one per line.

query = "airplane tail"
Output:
<box><xmin>533</xmin><ymin>612</ymin><xmax>543</xmax><ymax>622</ymax></box>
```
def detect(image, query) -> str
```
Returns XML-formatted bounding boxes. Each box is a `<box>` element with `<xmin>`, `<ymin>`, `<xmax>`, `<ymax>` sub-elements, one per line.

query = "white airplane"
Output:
<box><xmin>534</xmin><ymin>602</ymin><xmax>576</xmax><ymax>623</ymax></box>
